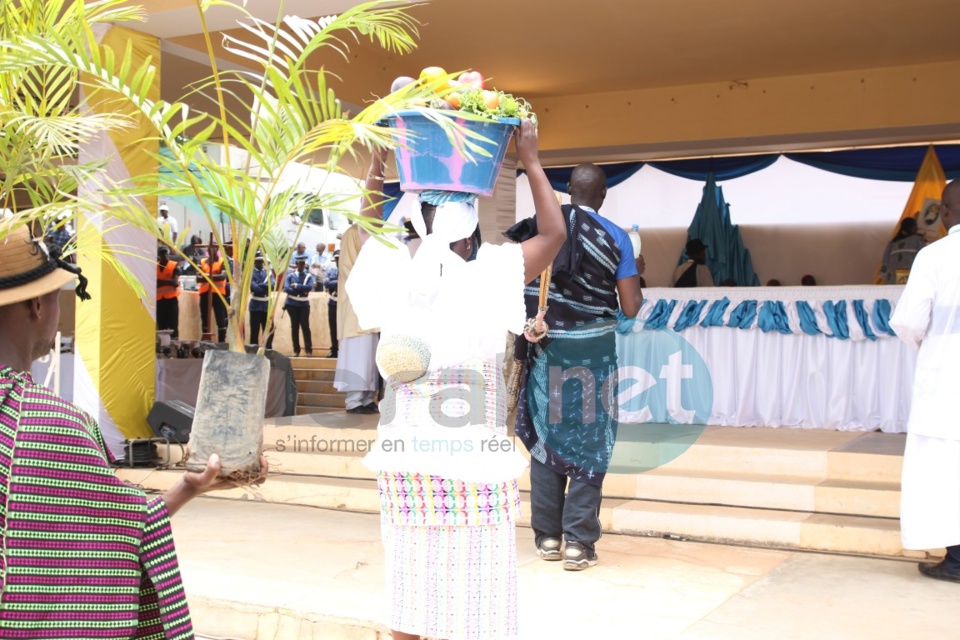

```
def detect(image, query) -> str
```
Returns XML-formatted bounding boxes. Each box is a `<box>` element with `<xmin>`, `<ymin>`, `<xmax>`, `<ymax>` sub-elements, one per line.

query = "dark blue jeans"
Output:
<box><xmin>530</xmin><ymin>458</ymin><xmax>603</xmax><ymax>553</ymax></box>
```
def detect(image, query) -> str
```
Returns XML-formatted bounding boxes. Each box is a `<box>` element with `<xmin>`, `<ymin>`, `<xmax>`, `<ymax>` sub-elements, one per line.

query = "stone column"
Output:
<box><xmin>75</xmin><ymin>25</ymin><xmax>161</xmax><ymax>456</ymax></box>
<box><xmin>478</xmin><ymin>157</ymin><xmax>518</xmax><ymax>245</ymax></box>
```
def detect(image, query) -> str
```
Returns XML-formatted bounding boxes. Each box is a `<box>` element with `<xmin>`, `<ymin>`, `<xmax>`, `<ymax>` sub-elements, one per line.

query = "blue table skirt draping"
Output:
<box><xmin>632</xmin><ymin>285</ymin><xmax>900</xmax><ymax>340</ymax></box>
<box><xmin>617</xmin><ymin>286</ymin><xmax>914</xmax><ymax>433</ymax></box>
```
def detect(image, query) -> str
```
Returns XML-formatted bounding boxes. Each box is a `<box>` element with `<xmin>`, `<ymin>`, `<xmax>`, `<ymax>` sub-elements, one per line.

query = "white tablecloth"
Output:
<box><xmin>619</xmin><ymin>286</ymin><xmax>913</xmax><ymax>432</ymax></box>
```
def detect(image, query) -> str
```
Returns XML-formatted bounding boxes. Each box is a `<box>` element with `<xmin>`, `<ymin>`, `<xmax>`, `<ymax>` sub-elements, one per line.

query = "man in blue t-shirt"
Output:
<box><xmin>511</xmin><ymin>163</ymin><xmax>644</xmax><ymax>572</ymax></box>
<box><xmin>289</xmin><ymin>241</ymin><xmax>311</xmax><ymax>267</ymax></box>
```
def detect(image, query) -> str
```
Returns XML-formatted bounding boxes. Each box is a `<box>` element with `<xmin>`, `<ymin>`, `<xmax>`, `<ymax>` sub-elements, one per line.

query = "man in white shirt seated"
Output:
<box><xmin>672</xmin><ymin>239</ymin><xmax>715</xmax><ymax>287</ymax></box>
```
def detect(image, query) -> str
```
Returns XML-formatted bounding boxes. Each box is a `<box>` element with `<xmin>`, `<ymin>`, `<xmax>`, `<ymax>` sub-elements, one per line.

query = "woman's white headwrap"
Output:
<box><xmin>346</xmin><ymin>193</ymin><xmax>479</xmax><ymax>332</ymax></box>
<box><xmin>406</xmin><ymin>197</ymin><xmax>478</xmax><ymax>306</ymax></box>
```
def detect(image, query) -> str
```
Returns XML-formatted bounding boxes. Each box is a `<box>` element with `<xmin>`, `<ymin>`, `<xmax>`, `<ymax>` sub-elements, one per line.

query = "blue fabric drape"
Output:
<box><xmin>616</xmin><ymin>309</ymin><xmax>638</xmax><ymax>335</ymax></box>
<box><xmin>727</xmin><ymin>300</ymin><xmax>758</xmax><ymax>329</ymax></box>
<box><xmin>628</xmin><ymin>293</ymin><xmax>898</xmax><ymax>341</ymax></box>
<box><xmin>644</xmin><ymin>299</ymin><xmax>677</xmax><ymax>330</ymax></box>
<box><xmin>674</xmin><ymin>300</ymin><xmax>708</xmax><ymax>331</ymax></box>
<box><xmin>852</xmin><ymin>300</ymin><xmax>878</xmax><ymax>342</ymax></box>
<box><xmin>786</xmin><ymin>146</ymin><xmax>960</xmax><ymax>181</ymax></box>
<box><xmin>679</xmin><ymin>173</ymin><xmax>761</xmax><ymax>287</ymax></box>
<box><xmin>700</xmin><ymin>297</ymin><xmax>731</xmax><ymax>328</ymax></box>
<box><xmin>872</xmin><ymin>299</ymin><xmax>897</xmax><ymax>336</ymax></box>
<box><xmin>529</xmin><ymin>162</ymin><xmax>645</xmax><ymax>192</ymax></box>
<box><xmin>795</xmin><ymin>301</ymin><xmax>822</xmax><ymax>336</ymax></box>
<box><xmin>520</xmin><ymin>144</ymin><xmax>960</xmax><ymax>190</ymax></box>
<box><xmin>758</xmin><ymin>301</ymin><xmax>791</xmax><ymax>334</ymax></box>
<box><xmin>648</xmin><ymin>155</ymin><xmax>779</xmax><ymax>181</ymax></box>
<box><xmin>822</xmin><ymin>301</ymin><xmax>850</xmax><ymax>339</ymax></box>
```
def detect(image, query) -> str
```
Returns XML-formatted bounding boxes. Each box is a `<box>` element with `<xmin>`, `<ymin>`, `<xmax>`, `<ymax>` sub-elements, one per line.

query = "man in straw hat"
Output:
<box><xmin>0</xmin><ymin>219</ymin><xmax>261</xmax><ymax>637</ymax></box>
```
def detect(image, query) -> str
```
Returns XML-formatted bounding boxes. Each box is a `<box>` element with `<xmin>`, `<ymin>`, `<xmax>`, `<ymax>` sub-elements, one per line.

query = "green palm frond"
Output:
<box><xmin>1</xmin><ymin>0</ymin><xmax>493</xmax><ymax>353</ymax></box>
<box><xmin>220</xmin><ymin>2</ymin><xmax>421</xmax><ymax>73</ymax></box>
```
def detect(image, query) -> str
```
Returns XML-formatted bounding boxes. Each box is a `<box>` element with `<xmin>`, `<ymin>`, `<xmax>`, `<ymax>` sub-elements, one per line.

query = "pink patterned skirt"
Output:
<box><xmin>379</xmin><ymin>472</ymin><xmax>520</xmax><ymax>639</ymax></box>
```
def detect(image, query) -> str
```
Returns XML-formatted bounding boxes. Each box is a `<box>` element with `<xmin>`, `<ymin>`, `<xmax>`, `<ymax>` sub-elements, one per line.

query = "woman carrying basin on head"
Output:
<box><xmin>346</xmin><ymin>119</ymin><xmax>564</xmax><ymax>640</ymax></box>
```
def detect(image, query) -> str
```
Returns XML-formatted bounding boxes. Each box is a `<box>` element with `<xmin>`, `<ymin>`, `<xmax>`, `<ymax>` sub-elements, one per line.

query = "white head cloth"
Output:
<box><xmin>406</xmin><ymin>198</ymin><xmax>478</xmax><ymax>306</ymax></box>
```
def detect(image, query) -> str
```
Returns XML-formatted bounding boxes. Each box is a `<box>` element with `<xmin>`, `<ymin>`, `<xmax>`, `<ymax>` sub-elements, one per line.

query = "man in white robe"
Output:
<box><xmin>891</xmin><ymin>179</ymin><xmax>960</xmax><ymax>583</ymax></box>
<box><xmin>334</xmin><ymin>223</ymin><xmax>380</xmax><ymax>414</ymax></box>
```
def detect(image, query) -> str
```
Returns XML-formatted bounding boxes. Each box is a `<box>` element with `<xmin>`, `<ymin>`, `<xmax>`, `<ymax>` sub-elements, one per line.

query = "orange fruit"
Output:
<box><xmin>418</xmin><ymin>66</ymin><xmax>450</xmax><ymax>94</ymax></box>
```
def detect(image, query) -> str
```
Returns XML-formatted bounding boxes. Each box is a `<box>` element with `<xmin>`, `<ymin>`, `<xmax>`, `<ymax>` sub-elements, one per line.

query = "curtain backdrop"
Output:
<box><xmin>521</xmin><ymin>143</ymin><xmax>960</xmax><ymax>187</ymax></box>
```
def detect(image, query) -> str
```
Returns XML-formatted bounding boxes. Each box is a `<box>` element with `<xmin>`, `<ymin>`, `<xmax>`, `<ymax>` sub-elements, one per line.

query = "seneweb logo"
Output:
<box><xmin>528</xmin><ymin>321</ymin><xmax>712</xmax><ymax>475</ymax></box>
<box><xmin>329</xmin><ymin>322</ymin><xmax>712</xmax><ymax>474</ymax></box>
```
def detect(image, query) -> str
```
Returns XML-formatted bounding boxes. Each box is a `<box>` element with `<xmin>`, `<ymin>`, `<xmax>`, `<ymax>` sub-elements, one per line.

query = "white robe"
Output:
<box><xmin>890</xmin><ymin>226</ymin><xmax>960</xmax><ymax>549</ymax></box>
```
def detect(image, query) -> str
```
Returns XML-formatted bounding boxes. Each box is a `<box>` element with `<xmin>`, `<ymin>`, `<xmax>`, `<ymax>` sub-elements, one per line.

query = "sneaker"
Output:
<box><xmin>536</xmin><ymin>537</ymin><xmax>562</xmax><ymax>561</ymax></box>
<box><xmin>363</xmin><ymin>402</ymin><xmax>379</xmax><ymax>414</ymax></box>
<box><xmin>563</xmin><ymin>541</ymin><xmax>598</xmax><ymax>571</ymax></box>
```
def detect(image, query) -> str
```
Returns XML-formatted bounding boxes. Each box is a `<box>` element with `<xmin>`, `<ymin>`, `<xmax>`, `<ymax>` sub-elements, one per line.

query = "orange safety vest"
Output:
<box><xmin>198</xmin><ymin>258</ymin><xmax>227</xmax><ymax>295</ymax></box>
<box><xmin>157</xmin><ymin>260</ymin><xmax>180</xmax><ymax>299</ymax></box>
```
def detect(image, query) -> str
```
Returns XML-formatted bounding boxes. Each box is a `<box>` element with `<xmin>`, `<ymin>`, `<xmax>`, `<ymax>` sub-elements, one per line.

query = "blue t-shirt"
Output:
<box><xmin>580</xmin><ymin>207</ymin><xmax>638</xmax><ymax>281</ymax></box>
<box><xmin>289</xmin><ymin>250</ymin><xmax>311</xmax><ymax>267</ymax></box>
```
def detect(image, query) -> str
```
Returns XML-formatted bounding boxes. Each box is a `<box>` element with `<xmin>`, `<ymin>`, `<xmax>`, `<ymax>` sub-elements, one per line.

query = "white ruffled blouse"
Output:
<box><xmin>346</xmin><ymin>237</ymin><xmax>529</xmax><ymax>483</ymax></box>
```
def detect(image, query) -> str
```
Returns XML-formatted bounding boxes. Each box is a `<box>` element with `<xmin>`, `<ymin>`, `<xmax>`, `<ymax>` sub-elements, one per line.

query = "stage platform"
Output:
<box><xmin>118</xmin><ymin>410</ymin><xmax>927</xmax><ymax>560</ymax></box>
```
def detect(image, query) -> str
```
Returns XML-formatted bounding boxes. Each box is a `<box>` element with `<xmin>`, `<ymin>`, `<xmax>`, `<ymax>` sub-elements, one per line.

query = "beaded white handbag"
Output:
<box><xmin>376</xmin><ymin>333</ymin><xmax>431</xmax><ymax>383</ymax></box>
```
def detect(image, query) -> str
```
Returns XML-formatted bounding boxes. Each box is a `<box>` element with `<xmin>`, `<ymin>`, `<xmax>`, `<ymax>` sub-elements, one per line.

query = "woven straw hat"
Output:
<box><xmin>0</xmin><ymin>219</ymin><xmax>79</xmax><ymax>306</ymax></box>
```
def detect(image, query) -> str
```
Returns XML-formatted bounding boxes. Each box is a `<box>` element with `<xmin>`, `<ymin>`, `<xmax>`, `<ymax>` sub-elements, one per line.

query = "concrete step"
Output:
<box><xmin>611</xmin><ymin>469</ymin><xmax>899</xmax><ymax>518</ymax></box>
<box><xmin>256</xmin><ymin>425</ymin><xmax>901</xmax><ymax>518</ymax></box>
<box><xmin>142</xmin><ymin>420</ymin><xmax>912</xmax><ymax>557</ymax></box>
<box><xmin>295</xmin><ymin>380</ymin><xmax>337</xmax><ymax>395</ymax></box>
<box><xmin>296</xmin><ymin>392</ymin><xmax>345</xmax><ymax>409</ymax></box>
<box><xmin>116</xmin><ymin>467</ymin><xmax>913</xmax><ymax>558</ymax></box>
<box><xmin>251</xmin><ymin>445</ymin><xmax>899</xmax><ymax>519</ymax></box>
<box><xmin>611</xmin><ymin>425</ymin><xmax>902</xmax><ymax>484</ymax></box>
<box><xmin>119</xmin><ymin>469</ymin><xmax>382</xmax><ymax>512</ymax></box>
<box><xmin>292</xmin><ymin>368</ymin><xmax>336</xmax><ymax>382</ymax></box>
<box><xmin>609</xmin><ymin>500</ymin><xmax>911</xmax><ymax>557</ymax></box>
<box><xmin>295</xmin><ymin>406</ymin><xmax>344</xmax><ymax>416</ymax></box>
<box><xmin>289</xmin><ymin>356</ymin><xmax>337</xmax><ymax>370</ymax></box>
<box><xmin>116</xmin><ymin>467</ymin><xmax>639</xmax><ymax>534</ymax></box>
<box><xmin>256</xmin><ymin>422</ymin><xmax>901</xmax><ymax>486</ymax></box>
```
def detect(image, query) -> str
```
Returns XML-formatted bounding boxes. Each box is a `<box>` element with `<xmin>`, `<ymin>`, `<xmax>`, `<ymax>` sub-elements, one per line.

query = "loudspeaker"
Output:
<box><xmin>147</xmin><ymin>400</ymin><xmax>195</xmax><ymax>443</ymax></box>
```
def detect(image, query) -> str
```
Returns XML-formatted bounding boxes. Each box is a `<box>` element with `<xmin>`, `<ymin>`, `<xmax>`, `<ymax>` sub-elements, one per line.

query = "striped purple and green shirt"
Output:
<box><xmin>0</xmin><ymin>366</ymin><xmax>193</xmax><ymax>639</ymax></box>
